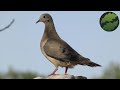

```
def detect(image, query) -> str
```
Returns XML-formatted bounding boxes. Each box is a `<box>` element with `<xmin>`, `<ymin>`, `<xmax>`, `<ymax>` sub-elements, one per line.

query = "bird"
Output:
<box><xmin>36</xmin><ymin>13</ymin><xmax>101</xmax><ymax>76</ymax></box>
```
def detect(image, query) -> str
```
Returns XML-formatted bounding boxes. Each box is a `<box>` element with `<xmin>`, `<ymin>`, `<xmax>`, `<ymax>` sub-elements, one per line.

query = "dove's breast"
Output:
<box><xmin>40</xmin><ymin>39</ymin><xmax>60</xmax><ymax>67</ymax></box>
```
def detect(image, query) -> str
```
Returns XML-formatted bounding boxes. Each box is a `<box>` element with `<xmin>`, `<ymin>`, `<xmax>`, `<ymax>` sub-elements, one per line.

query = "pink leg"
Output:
<box><xmin>49</xmin><ymin>67</ymin><xmax>58</xmax><ymax>76</ymax></box>
<box><xmin>65</xmin><ymin>67</ymin><xmax>68</xmax><ymax>74</ymax></box>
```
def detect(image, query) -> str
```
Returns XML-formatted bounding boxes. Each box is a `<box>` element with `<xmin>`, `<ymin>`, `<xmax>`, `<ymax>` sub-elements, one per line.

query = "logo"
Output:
<box><xmin>100</xmin><ymin>12</ymin><xmax>119</xmax><ymax>32</ymax></box>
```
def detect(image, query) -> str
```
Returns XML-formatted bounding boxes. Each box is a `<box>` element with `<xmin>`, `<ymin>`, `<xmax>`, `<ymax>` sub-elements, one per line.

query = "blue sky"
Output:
<box><xmin>0</xmin><ymin>11</ymin><xmax>120</xmax><ymax>78</ymax></box>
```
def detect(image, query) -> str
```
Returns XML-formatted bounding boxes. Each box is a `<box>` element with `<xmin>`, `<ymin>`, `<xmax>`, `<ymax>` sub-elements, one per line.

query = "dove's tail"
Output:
<box><xmin>79</xmin><ymin>58</ymin><xmax>101</xmax><ymax>67</ymax></box>
<box><xmin>87</xmin><ymin>61</ymin><xmax>101</xmax><ymax>67</ymax></box>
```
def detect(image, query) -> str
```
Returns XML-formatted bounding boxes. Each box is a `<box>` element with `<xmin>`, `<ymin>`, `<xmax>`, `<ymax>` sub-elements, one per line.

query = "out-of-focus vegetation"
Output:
<box><xmin>1</xmin><ymin>62</ymin><xmax>120</xmax><ymax>79</ymax></box>
<box><xmin>0</xmin><ymin>67</ymin><xmax>44</xmax><ymax>79</ymax></box>
<box><xmin>95</xmin><ymin>62</ymin><xmax>120</xmax><ymax>79</ymax></box>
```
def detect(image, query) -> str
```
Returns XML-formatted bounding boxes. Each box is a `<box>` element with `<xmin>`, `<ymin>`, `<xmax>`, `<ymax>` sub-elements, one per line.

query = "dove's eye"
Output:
<box><xmin>43</xmin><ymin>16</ymin><xmax>45</xmax><ymax>18</ymax></box>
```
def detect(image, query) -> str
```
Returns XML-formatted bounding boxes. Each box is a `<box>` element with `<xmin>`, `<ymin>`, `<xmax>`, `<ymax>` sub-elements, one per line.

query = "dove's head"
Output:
<box><xmin>36</xmin><ymin>13</ymin><xmax>53</xmax><ymax>24</ymax></box>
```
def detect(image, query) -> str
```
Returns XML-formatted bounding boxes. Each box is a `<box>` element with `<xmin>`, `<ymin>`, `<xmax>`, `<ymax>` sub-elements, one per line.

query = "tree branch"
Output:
<box><xmin>0</xmin><ymin>19</ymin><xmax>15</xmax><ymax>32</ymax></box>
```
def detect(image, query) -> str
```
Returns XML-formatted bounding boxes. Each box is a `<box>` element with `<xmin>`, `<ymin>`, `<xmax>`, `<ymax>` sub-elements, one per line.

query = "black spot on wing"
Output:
<box><xmin>61</xmin><ymin>47</ymin><xmax>66</xmax><ymax>53</ymax></box>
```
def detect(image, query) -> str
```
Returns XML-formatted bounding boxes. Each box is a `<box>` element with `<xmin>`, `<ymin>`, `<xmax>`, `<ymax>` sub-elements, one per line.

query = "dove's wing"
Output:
<box><xmin>43</xmin><ymin>39</ymin><xmax>82</xmax><ymax>62</ymax></box>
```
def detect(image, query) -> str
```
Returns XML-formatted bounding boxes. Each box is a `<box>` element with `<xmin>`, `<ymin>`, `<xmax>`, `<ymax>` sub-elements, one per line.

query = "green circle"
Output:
<box><xmin>100</xmin><ymin>12</ymin><xmax>119</xmax><ymax>32</ymax></box>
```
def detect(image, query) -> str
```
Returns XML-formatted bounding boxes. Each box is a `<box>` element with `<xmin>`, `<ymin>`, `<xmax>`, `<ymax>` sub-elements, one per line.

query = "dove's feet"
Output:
<box><xmin>64</xmin><ymin>73</ymin><xmax>68</xmax><ymax>75</ymax></box>
<box><xmin>65</xmin><ymin>67</ymin><xmax>68</xmax><ymax>75</ymax></box>
<box><xmin>48</xmin><ymin>67</ymin><xmax>58</xmax><ymax>76</ymax></box>
<box><xmin>48</xmin><ymin>74</ymin><xmax>60</xmax><ymax>76</ymax></box>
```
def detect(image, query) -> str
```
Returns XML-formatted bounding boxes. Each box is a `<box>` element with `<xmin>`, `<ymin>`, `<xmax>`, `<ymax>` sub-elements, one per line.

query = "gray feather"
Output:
<box><xmin>43</xmin><ymin>38</ymin><xmax>81</xmax><ymax>62</ymax></box>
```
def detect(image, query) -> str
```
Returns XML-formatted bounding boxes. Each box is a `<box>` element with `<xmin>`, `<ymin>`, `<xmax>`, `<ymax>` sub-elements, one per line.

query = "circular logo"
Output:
<box><xmin>100</xmin><ymin>12</ymin><xmax>119</xmax><ymax>32</ymax></box>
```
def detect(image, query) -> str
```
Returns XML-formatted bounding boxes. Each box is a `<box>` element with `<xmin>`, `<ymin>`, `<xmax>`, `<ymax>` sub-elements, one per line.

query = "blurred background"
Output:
<box><xmin>0</xmin><ymin>11</ymin><xmax>120</xmax><ymax>79</ymax></box>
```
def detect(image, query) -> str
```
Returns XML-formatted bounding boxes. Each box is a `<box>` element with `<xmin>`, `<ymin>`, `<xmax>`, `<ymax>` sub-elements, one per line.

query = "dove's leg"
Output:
<box><xmin>65</xmin><ymin>67</ymin><xmax>68</xmax><ymax>74</ymax></box>
<box><xmin>49</xmin><ymin>66</ymin><xmax>58</xmax><ymax>76</ymax></box>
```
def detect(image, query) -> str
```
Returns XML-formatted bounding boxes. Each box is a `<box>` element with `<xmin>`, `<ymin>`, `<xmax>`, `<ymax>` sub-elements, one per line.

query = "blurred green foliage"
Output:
<box><xmin>0</xmin><ymin>67</ymin><xmax>44</xmax><ymax>79</ymax></box>
<box><xmin>1</xmin><ymin>62</ymin><xmax>120</xmax><ymax>79</ymax></box>
<box><xmin>96</xmin><ymin>62</ymin><xmax>120</xmax><ymax>79</ymax></box>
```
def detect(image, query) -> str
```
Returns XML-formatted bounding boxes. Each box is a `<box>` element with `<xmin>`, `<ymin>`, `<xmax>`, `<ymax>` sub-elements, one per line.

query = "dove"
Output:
<box><xmin>36</xmin><ymin>13</ymin><xmax>101</xmax><ymax>76</ymax></box>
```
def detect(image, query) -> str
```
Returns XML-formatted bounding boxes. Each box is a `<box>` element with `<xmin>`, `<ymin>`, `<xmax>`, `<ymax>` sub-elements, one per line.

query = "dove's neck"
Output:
<box><xmin>42</xmin><ymin>22</ymin><xmax>60</xmax><ymax>41</ymax></box>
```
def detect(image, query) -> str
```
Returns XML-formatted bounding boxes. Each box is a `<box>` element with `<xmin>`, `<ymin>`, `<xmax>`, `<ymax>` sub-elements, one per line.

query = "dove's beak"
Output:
<box><xmin>36</xmin><ymin>19</ymin><xmax>40</xmax><ymax>24</ymax></box>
